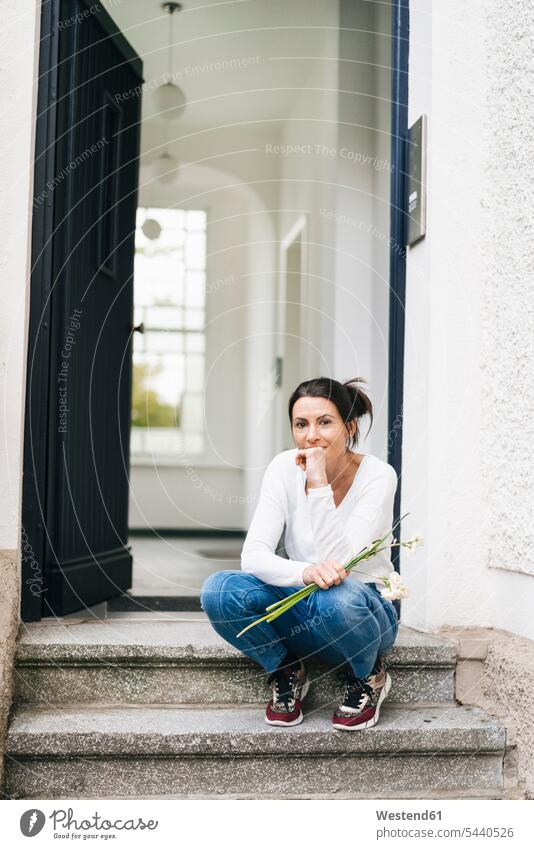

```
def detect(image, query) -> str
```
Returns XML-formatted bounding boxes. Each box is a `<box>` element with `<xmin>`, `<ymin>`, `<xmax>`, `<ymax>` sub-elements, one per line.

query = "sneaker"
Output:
<box><xmin>332</xmin><ymin>657</ymin><xmax>391</xmax><ymax>731</ymax></box>
<box><xmin>265</xmin><ymin>659</ymin><xmax>309</xmax><ymax>727</ymax></box>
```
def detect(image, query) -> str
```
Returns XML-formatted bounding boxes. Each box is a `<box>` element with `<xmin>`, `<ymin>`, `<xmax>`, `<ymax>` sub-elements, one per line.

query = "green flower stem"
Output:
<box><xmin>236</xmin><ymin>512</ymin><xmax>410</xmax><ymax>638</ymax></box>
<box><xmin>236</xmin><ymin>612</ymin><xmax>276</xmax><ymax>638</ymax></box>
<box><xmin>265</xmin><ymin>583</ymin><xmax>316</xmax><ymax>612</ymax></box>
<box><xmin>263</xmin><ymin>541</ymin><xmax>399</xmax><ymax>615</ymax></box>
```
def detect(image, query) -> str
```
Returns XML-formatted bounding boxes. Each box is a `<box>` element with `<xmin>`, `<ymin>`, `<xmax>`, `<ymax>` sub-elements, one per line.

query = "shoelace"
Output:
<box><xmin>337</xmin><ymin>669</ymin><xmax>374</xmax><ymax>710</ymax></box>
<box><xmin>267</xmin><ymin>667</ymin><xmax>297</xmax><ymax>710</ymax></box>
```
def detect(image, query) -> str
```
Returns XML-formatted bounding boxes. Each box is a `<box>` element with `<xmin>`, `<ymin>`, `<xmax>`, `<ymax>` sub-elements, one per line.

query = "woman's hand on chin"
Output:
<box><xmin>302</xmin><ymin>559</ymin><xmax>348</xmax><ymax>589</ymax></box>
<box><xmin>295</xmin><ymin>446</ymin><xmax>328</xmax><ymax>487</ymax></box>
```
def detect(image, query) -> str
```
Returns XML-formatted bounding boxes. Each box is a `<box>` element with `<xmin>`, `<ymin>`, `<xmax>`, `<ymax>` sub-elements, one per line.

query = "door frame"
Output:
<box><xmin>21</xmin><ymin>0</ymin><xmax>142</xmax><ymax>621</ymax></box>
<box><xmin>388</xmin><ymin>0</ymin><xmax>410</xmax><ymax>579</ymax></box>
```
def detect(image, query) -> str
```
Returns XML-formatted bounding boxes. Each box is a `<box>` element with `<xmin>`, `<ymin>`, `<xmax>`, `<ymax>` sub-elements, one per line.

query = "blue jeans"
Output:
<box><xmin>200</xmin><ymin>570</ymin><xmax>399</xmax><ymax>679</ymax></box>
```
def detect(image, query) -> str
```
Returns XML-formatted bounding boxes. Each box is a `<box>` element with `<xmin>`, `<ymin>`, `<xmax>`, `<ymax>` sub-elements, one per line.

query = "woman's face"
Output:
<box><xmin>291</xmin><ymin>396</ymin><xmax>356</xmax><ymax>463</ymax></box>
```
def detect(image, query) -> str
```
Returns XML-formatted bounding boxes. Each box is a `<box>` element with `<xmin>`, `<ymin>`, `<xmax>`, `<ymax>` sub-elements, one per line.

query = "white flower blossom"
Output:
<box><xmin>379</xmin><ymin>571</ymin><xmax>409</xmax><ymax>601</ymax></box>
<box><xmin>403</xmin><ymin>532</ymin><xmax>423</xmax><ymax>555</ymax></box>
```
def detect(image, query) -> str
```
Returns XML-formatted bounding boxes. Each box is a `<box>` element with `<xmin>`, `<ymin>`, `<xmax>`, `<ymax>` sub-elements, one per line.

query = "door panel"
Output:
<box><xmin>22</xmin><ymin>0</ymin><xmax>143</xmax><ymax>618</ymax></box>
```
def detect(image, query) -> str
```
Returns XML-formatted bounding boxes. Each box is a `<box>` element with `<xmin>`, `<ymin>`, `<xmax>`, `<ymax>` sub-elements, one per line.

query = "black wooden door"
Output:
<box><xmin>22</xmin><ymin>0</ymin><xmax>143</xmax><ymax>619</ymax></box>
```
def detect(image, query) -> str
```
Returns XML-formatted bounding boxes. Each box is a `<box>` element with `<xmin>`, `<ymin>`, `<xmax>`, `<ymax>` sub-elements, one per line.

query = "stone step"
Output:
<box><xmin>15</xmin><ymin>621</ymin><xmax>457</xmax><ymax>706</ymax></box>
<box><xmin>5</xmin><ymin>703</ymin><xmax>505</xmax><ymax>799</ymax></box>
<box><xmin>107</xmin><ymin>594</ymin><xmax>202</xmax><ymax>612</ymax></box>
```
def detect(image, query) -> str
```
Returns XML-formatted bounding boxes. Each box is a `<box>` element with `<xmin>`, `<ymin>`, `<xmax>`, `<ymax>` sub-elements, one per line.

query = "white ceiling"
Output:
<box><xmin>104</xmin><ymin>0</ymin><xmax>339</xmax><ymax>140</ymax></box>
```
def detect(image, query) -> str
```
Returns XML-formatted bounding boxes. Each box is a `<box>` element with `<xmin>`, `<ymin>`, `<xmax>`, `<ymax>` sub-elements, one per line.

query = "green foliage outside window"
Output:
<box><xmin>131</xmin><ymin>363</ymin><xmax>180</xmax><ymax>428</ymax></box>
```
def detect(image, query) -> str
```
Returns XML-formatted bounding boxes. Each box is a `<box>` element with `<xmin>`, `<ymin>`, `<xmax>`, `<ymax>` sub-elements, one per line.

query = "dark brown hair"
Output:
<box><xmin>288</xmin><ymin>376</ymin><xmax>373</xmax><ymax>450</ymax></box>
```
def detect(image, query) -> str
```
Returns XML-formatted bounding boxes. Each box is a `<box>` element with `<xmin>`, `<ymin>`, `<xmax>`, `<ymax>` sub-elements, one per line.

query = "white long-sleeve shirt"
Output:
<box><xmin>241</xmin><ymin>448</ymin><xmax>398</xmax><ymax>587</ymax></box>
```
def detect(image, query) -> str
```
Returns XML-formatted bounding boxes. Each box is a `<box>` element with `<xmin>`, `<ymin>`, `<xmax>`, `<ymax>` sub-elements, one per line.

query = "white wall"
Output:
<box><xmin>401</xmin><ymin>0</ymin><xmax>534</xmax><ymax>640</ymax></box>
<box><xmin>0</xmin><ymin>0</ymin><xmax>40</xmax><ymax>554</ymax></box>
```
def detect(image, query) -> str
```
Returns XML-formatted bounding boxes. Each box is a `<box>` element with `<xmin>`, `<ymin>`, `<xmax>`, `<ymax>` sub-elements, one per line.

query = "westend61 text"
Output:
<box><xmin>376</xmin><ymin>809</ymin><xmax>442</xmax><ymax>820</ymax></box>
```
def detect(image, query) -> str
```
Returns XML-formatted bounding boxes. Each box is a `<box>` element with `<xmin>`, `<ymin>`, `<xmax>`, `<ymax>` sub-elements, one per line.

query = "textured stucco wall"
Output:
<box><xmin>481</xmin><ymin>1</ymin><xmax>534</xmax><ymax>579</ymax></box>
<box><xmin>442</xmin><ymin>626</ymin><xmax>534</xmax><ymax>799</ymax></box>
<box><xmin>0</xmin><ymin>552</ymin><xmax>20</xmax><ymax>794</ymax></box>
<box><xmin>400</xmin><ymin>1</ymin><xmax>534</xmax><ymax>639</ymax></box>
<box><xmin>483</xmin><ymin>636</ymin><xmax>534</xmax><ymax>799</ymax></box>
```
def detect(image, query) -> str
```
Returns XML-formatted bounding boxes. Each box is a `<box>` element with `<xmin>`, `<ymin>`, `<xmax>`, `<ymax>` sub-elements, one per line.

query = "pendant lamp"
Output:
<box><xmin>141</xmin><ymin>215</ymin><xmax>162</xmax><ymax>240</ymax></box>
<box><xmin>154</xmin><ymin>2</ymin><xmax>186</xmax><ymax>122</ymax></box>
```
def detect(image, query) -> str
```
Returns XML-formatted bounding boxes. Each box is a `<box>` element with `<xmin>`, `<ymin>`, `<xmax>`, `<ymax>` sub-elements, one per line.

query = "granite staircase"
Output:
<box><xmin>5</xmin><ymin>616</ymin><xmax>508</xmax><ymax>799</ymax></box>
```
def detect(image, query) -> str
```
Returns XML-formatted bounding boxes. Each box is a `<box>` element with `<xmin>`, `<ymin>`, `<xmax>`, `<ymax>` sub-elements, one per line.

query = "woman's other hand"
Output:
<box><xmin>302</xmin><ymin>559</ymin><xmax>348</xmax><ymax>589</ymax></box>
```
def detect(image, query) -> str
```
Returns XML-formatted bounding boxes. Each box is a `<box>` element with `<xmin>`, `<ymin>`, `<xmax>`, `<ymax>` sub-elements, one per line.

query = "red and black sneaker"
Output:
<box><xmin>265</xmin><ymin>659</ymin><xmax>309</xmax><ymax>727</ymax></box>
<box><xmin>332</xmin><ymin>657</ymin><xmax>391</xmax><ymax>731</ymax></box>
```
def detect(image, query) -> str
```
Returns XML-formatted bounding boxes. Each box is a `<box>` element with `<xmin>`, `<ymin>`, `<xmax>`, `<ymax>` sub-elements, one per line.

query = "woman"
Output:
<box><xmin>200</xmin><ymin>376</ymin><xmax>399</xmax><ymax>731</ymax></box>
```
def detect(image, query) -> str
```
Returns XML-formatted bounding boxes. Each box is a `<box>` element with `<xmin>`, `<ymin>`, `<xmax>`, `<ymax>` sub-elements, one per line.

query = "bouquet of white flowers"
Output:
<box><xmin>237</xmin><ymin>513</ymin><xmax>422</xmax><ymax>638</ymax></box>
